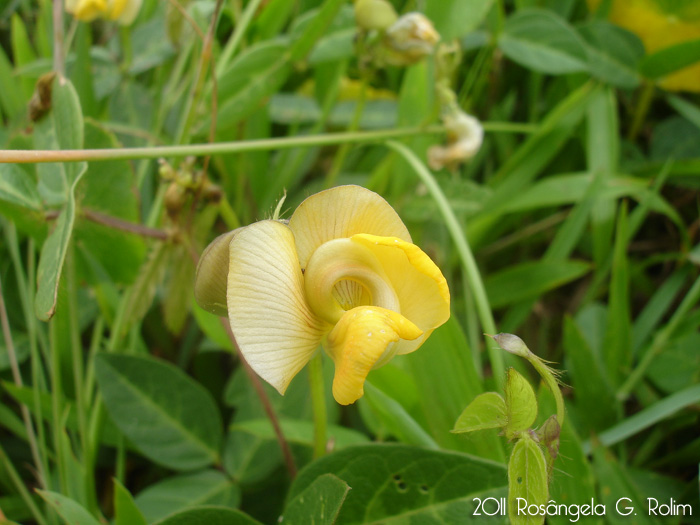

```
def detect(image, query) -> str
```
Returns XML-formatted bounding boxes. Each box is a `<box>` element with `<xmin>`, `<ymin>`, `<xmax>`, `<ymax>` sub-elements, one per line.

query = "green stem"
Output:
<box><xmin>309</xmin><ymin>353</ymin><xmax>328</xmax><ymax>458</ymax></box>
<box><xmin>386</xmin><ymin>140</ymin><xmax>503</xmax><ymax>388</ymax></box>
<box><xmin>215</xmin><ymin>0</ymin><xmax>264</xmax><ymax>77</ymax></box>
<box><xmin>0</xmin><ymin>122</ymin><xmax>536</xmax><ymax>164</ymax></box>
<box><xmin>0</xmin><ymin>442</ymin><xmax>48</xmax><ymax>525</ymax></box>
<box><xmin>528</xmin><ymin>355</ymin><xmax>565</xmax><ymax>429</ymax></box>
<box><xmin>628</xmin><ymin>81</ymin><xmax>655</xmax><ymax>142</ymax></box>
<box><xmin>119</xmin><ymin>26</ymin><xmax>133</xmax><ymax>70</ymax></box>
<box><xmin>324</xmin><ymin>75</ymin><xmax>368</xmax><ymax>188</ymax></box>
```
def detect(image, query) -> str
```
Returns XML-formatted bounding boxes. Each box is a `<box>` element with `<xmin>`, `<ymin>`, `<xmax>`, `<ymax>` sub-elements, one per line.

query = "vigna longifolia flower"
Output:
<box><xmin>65</xmin><ymin>0</ymin><xmax>142</xmax><ymax>24</ymax></box>
<box><xmin>195</xmin><ymin>186</ymin><xmax>450</xmax><ymax>405</ymax></box>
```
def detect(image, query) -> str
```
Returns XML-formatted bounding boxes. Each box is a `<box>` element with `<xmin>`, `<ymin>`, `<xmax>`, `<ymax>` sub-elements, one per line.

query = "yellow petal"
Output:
<box><xmin>72</xmin><ymin>0</ymin><xmax>107</xmax><ymax>21</ymax></box>
<box><xmin>194</xmin><ymin>229</ymin><xmax>241</xmax><ymax>317</ymax></box>
<box><xmin>288</xmin><ymin>185</ymin><xmax>411</xmax><ymax>269</ymax></box>
<box><xmin>304</xmin><ymin>237</ymin><xmax>399</xmax><ymax>324</ymax></box>
<box><xmin>351</xmin><ymin>234</ymin><xmax>450</xmax><ymax>354</ymax></box>
<box><xmin>112</xmin><ymin>0</ymin><xmax>142</xmax><ymax>24</ymax></box>
<box><xmin>325</xmin><ymin>306</ymin><xmax>422</xmax><ymax>405</ymax></box>
<box><xmin>227</xmin><ymin>220</ymin><xmax>327</xmax><ymax>394</ymax></box>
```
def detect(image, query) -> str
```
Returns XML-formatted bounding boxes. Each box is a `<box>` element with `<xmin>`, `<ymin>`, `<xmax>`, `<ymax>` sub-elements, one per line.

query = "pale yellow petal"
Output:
<box><xmin>288</xmin><ymin>185</ymin><xmax>411</xmax><ymax>268</ymax></box>
<box><xmin>351</xmin><ymin>234</ymin><xmax>450</xmax><ymax>354</ymax></box>
<box><xmin>194</xmin><ymin>229</ymin><xmax>240</xmax><ymax>317</ymax></box>
<box><xmin>227</xmin><ymin>220</ymin><xmax>327</xmax><ymax>394</ymax></box>
<box><xmin>113</xmin><ymin>0</ymin><xmax>142</xmax><ymax>24</ymax></box>
<box><xmin>325</xmin><ymin>306</ymin><xmax>422</xmax><ymax>405</ymax></box>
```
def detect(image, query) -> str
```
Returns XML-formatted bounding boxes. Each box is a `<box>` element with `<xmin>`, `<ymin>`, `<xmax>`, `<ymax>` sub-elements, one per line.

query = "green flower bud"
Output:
<box><xmin>354</xmin><ymin>0</ymin><xmax>398</xmax><ymax>31</ymax></box>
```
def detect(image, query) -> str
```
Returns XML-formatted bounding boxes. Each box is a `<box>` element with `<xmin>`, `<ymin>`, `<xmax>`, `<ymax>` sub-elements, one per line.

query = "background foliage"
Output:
<box><xmin>0</xmin><ymin>0</ymin><xmax>699</xmax><ymax>523</ymax></box>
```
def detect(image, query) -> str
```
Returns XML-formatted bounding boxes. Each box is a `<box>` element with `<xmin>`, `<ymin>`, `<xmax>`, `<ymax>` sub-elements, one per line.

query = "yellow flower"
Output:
<box><xmin>65</xmin><ymin>0</ymin><xmax>142</xmax><ymax>24</ymax></box>
<box><xmin>195</xmin><ymin>185</ymin><xmax>450</xmax><ymax>405</ymax></box>
<box><xmin>588</xmin><ymin>0</ymin><xmax>700</xmax><ymax>92</ymax></box>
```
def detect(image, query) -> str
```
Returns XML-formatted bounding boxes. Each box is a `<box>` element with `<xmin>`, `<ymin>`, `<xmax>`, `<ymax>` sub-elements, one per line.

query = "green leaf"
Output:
<box><xmin>33</xmin><ymin>75</ymin><xmax>87</xmax><ymax>321</ymax></box>
<box><xmin>536</xmin><ymin>388</ymin><xmax>600</xmax><ymax>525</ymax></box>
<box><xmin>577</xmin><ymin>21</ymin><xmax>643</xmax><ymax>89</ymax></box>
<box><xmin>37</xmin><ymin>490</ymin><xmax>101</xmax><ymax>525</ymax></box>
<box><xmin>308</xmin><ymin>28</ymin><xmax>354</xmax><ymax>64</ymax></box>
<box><xmin>361</xmin><ymin>382</ymin><xmax>439</xmax><ymax>449</ymax></box>
<box><xmin>289</xmin><ymin>444</ymin><xmax>509</xmax><ymax>524</ymax></box>
<box><xmin>0</xmin><ymin>163</ymin><xmax>41</xmax><ymax>210</ymax></box>
<box><xmin>639</xmin><ymin>38</ymin><xmax>700</xmax><ymax>79</ymax></box>
<box><xmin>282</xmin><ymin>474</ymin><xmax>350</xmax><ymax>525</ymax></box>
<box><xmin>485</xmin><ymin>260</ymin><xmax>590</xmax><ymax>308</ymax></box>
<box><xmin>213</xmin><ymin>41</ymin><xmax>292</xmax><ymax>134</ymax></box>
<box><xmin>135</xmin><ymin>470</ymin><xmax>241</xmax><ymax>524</ymax></box>
<box><xmin>114</xmin><ymin>479</ymin><xmax>148</xmax><ymax>525</ymax></box>
<box><xmin>648</xmin><ymin>332</ymin><xmax>700</xmax><ymax>394</ymax></box>
<box><xmin>0</xmin><ymin>43</ymin><xmax>24</xmax><ymax>119</ymax></box>
<box><xmin>507</xmin><ymin>436</ymin><xmax>548</xmax><ymax>525</ymax></box>
<box><xmin>153</xmin><ymin>506</ymin><xmax>262</xmax><ymax>525</ymax></box>
<box><xmin>192</xmin><ymin>300</ymin><xmax>233</xmax><ymax>351</ymax></box>
<box><xmin>452</xmin><ymin>392</ymin><xmax>507</xmax><ymax>433</ymax></box>
<box><xmin>667</xmin><ymin>94</ymin><xmax>700</xmax><ymax>131</ymax></box>
<box><xmin>563</xmin><ymin>316</ymin><xmax>617</xmax><ymax>434</ymax></box>
<box><xmin>468</xmin><ymin>82</ymin><xmax>595</xmax><ymax>245</ymax></box>
<box><xmin>232</xmin><ymin>418</ymin><xmax>369</xmax><ymax>449</ymax></box>
<box><xmin>74</xmin><ymin>120</ymin><xmax>146</xmax><ymax>284</ymax></box>
<box><xmin>289</xmin><ymin>0</ymin><xmax>346</xmax><ymax>61</ymax></box>
<box><xmin>590</xmin><ymin>446</ymin><xmax>660</xmax><ymax>525</ymax></box>
<box><xmin>94</xmin><ymin>354</ymin><xmax>223</xmax><ymax>470</ymax></box>
<box><xmin>425</xmin><ymin>0</ymin><xmax>495</xmax><ymax>40</ymax></box>
<box><xmin>403</xmin><ymin>318</ymin><xmax>504</xmax><ymax>460</ymax></box>
<box><xmin>34</xmin><ymin>179</ymin><xmax>81</xmax><ymax>321</ymax></box>
<box><xmin>499</xmin><ymin>8</ymin><xmax>588</xmax><ymax>75</ymax></box>
<box><xmin>11</xmin><ymin>14</ymin><xmax>38</xmax><ymax>101</ymax></box>
<box><xmin>603</xmin><ymin>203</ymin><xmax>631</xmax><ymax>387</ymax></box>
<box><xmin>504</xmin><ymin>368</ymin><xmax>537</xmax><ymax>440</ymax></box>
<box><xmin>585</xmin><ymin>384</ymin><xmax>700</xmax><ymax>453</ymax></box>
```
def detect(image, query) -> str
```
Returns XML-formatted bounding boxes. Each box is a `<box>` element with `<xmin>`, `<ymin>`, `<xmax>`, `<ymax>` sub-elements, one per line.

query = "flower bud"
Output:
<box><xmin>354</xmin><ymin>0</ymin><xmax>398</xmax><ymax>32</ymax></box>
<box><xmin>65</xmin><ymin>0</ymin><xmax>142</xmax><ymax>25</ymax></box>
<box><xmin>428</xmin><ymin>111</ymin><xmax>483</xmax><ymax>170</ymax></box>
<box><xmin>194</xmin><ymin>229</ymin><xmax>241</xmax><ymax>317</ymax></box>
<box><xmin>384</xmin><ymin>13</ymin><xmax>439</xmax><ymax>65</ymax></box>
<box><xmin>491</xmin><ymin>333</ymin><xmax>530</xmax><ymax>358</ymax></box>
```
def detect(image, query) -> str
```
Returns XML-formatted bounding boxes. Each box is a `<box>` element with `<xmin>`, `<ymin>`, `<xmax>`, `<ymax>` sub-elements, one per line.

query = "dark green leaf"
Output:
<box><xmin>94</xmin><ymin>354</ymin><xmax>223</xmax><ymax>470</ymax></box>
<box><xmin>282</xmin><ymin>474</ymin><xmax>350</xmax><ymax>525</ymax></box>
<box><xmin>577</xmin><ymin>21</ymin><xmax>643</xmax><ymax>88</ymax></box>
<box><xmin>213</xmin><ymin>41</ymin><xmax>292</xmax><ymax>133</ymax></box>
<box><xmin>153</xmin><ymin>506</ymin><xmax>262</xmax><ymax>525</ymax></box>
<box><xmin>563</xmin><ymin>317</ymin><xmax>617</xmax><ymax>434</ymax></box>
<box><xmin>361</xmin><ymin>382</ymin><xmax>439</xmax><ymax>449</ymax></box>
<box><xmin>37</xmin><ymin>491</ymin><xmax>101</xmax><ymax>525</ymax></box>
<box><xmin>232</xmin><ymin>418</ymin><xmax>369</xmax><ymax>449</ymax></box>
<box><xmin>289</xmin><ymin>444</ymin><xmax>508</xmax><ymax>524</ymax></box>
<box><xmin>114</xmin><ymin>479</ymin><xmax>148</xmax><ymax>525</ymax></box>
<box><xmin>499</xmin><ymin>8</ymin><xmax>588</xmax><ymax>75</ymax></box>
<box><xmin>485</xmin><ymin>260</ymin><xmax>590</xmax><ymax>308</ymax></box>
<box><xmin>135</xmin><ymin>470</ymin><xmax>240</xmax><ymax>524</ymax></box>
<box><xmin>639</xmin><ymin>38</ymin><xmax>700</xmax><ymax>79</ymax></box>
<box><xmin>425</xmin><ymin>0</ymin><xmax>495</xmax><ymax>40</ymax></box>
<box><xmin>0</xmin><ymin>163</ymin><xmax>41</xmax><ymax>210</ymax></box>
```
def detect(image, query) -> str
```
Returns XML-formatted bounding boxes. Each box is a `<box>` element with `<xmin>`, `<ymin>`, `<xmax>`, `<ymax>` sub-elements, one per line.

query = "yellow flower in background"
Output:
<box><xmin>588</xmin><ymin>0</ymin><xmax>700</xmax><ymax>91</ymax></box>
<box><xmin>65</xmin><ymin>0</ymin><xmax>142</xmax><ymax>24</ymax></box>
<box><xmin>195</xmin><ymin>186</ymin><xmax>450</xmax><ymax>405</ymax></box>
